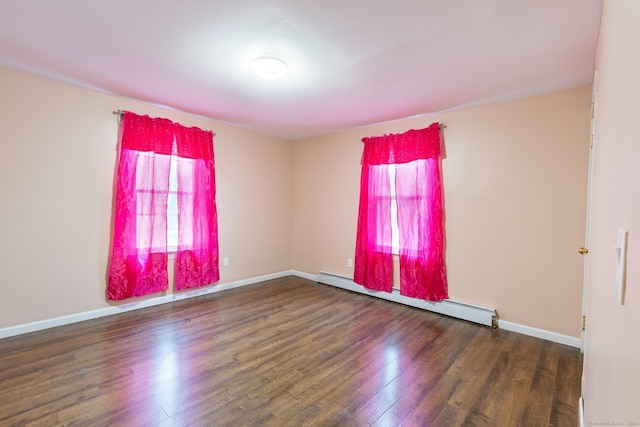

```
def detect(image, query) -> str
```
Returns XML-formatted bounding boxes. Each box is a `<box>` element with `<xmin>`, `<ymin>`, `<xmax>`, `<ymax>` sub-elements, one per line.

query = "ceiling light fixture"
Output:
<box><xmin>252</xmin><ymin>56</ymin><xmax>288</xmax><ymax>80</ymax></box>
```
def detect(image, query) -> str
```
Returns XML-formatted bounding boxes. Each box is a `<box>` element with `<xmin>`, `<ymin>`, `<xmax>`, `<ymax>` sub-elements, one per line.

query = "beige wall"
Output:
<box><xmin>0</xmin><ymin>63</ymin><xmax>592</xmax><ymax>342</ymax></box>
<box><xmin>0</xmin><ymin>66</ymin><xmax>293</xmax><ymax>328</ymax></box>
<box><xmin>584</xmin><ymin>0</ymin><xmax>640</xmax><ymax>421</ymax></box>
<box><xmin>292</xmin><ymin>86</ymin><xmax>591</xmax><ymax>337</ymax></box>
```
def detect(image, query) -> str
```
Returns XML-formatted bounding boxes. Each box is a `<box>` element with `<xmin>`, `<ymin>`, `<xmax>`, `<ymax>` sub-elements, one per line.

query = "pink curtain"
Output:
<box><xmin>107</xmin><ymin>112</ymin><xmax>219</xmax><ymax>300</ymax></box>
<box><xmin>174</xmin><ymin>125</ymin><xmax>220</xmax><ymax>290</ymax></box>
<box><xmin>354</xmin><ymin>163</ymin><xmax>394</xmax><ymax>292</ymax></box>
<box><xmin>354</xmin><ymin>123</ymin><xmax>448</xmax><ymax>301</ymax></box>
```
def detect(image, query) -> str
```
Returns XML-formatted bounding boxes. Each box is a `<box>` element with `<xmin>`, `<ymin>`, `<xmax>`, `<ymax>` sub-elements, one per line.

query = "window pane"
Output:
<box><xmin>167</xmin><ymin>191</ymin><xmax>179</xmax><ymax>249</ymax></box>
<box><xmin>388</xmin><ymin>164</ymin><xmax>400</xmax><ymax>253</ymax></box>
<box><xmin>135</xmin><ymin>152</ymin><xmax>170</xmax><ymax>251</ymax></box>
<box><xmin>166</xmin><ymin>156</ymin><xmax>178</xmax><ymax>250</ymax></box>
<box><xmin>175</xmin><ymin>156</ymin><xmax>195</xmax><ymax>250</ymax></box>
<box><xmin>370</xmin><ymin>164</ymin><xmax>397</xmax><ymax>253</ymax></box>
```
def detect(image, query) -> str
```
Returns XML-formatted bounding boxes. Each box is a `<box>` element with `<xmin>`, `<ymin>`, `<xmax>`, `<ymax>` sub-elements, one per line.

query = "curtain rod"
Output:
<box><xmin>112</xmin><ymin>110</ymin><xmax>216</xmax><ymax>136</ymax></box>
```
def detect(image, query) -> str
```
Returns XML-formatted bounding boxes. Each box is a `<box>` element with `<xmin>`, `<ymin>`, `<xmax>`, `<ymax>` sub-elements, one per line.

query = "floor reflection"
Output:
<box><xmin>382</xmin><ymin>344</ymin><xmax>400</xmax><ymax>400</ymax></box>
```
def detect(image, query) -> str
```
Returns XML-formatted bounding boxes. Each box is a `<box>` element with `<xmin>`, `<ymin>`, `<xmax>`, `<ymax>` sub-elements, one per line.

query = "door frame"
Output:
<box><xmin>581</xmin><ymin>72</ymin><xmax>598</xmax><ymax>404</ymax></box>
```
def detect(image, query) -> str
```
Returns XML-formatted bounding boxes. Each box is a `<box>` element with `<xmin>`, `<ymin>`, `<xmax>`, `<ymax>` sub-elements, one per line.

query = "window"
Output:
<box><xmin>108</xmin><ymin>111</ymin><xmax>219</xmax><ymax>300</ymax></box>
<box><xmin>135</xmin><ymin>153</ymin><xmax>194</xmax><ymax>252</ymax></box>
<box><xmin>354</xmin><ymin>123</ymin><xmax>448</xmax><ymax>301</ymax></box>
<box><xmin>373</xmin><ymin>161</ymin><xmax>429</xmax><ymax>255</ymax></box>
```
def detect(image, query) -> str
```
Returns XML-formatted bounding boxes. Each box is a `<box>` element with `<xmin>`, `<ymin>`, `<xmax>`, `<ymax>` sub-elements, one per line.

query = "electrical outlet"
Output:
<box><xmin>347</xmin><ymin>258</ymin><xmax>353</xmax><ymax>268</ymax></box>
<box><xmin>223</xmin><ymin>258</ymin><xmax>230</xmax><ymax>267</ymax></box>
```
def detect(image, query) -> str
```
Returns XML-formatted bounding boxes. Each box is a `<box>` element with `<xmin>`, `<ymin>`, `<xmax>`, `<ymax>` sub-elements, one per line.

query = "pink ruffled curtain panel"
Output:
<box><xmin>354</xmin><ymin>123</ymin><xmax>448</xmax><ymax>301</ymax></box>
<box><xmin>107</xmin><ymin>112</ymin><xmax>219</xmax><ymax>300</ymax></box>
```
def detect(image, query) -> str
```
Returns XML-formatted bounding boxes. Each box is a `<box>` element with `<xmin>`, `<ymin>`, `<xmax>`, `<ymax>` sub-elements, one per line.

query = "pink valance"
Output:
<box><xmin>361</xmin><ymin>123</ymin><xmax>441</xmax><ymax>165</ymax></box>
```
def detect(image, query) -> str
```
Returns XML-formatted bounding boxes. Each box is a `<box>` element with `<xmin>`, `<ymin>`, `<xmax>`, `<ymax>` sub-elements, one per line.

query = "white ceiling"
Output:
<box><xmin>0</xmin><ymin>0</ymin><xmax>602</xmax><ymax>140</ymax></box>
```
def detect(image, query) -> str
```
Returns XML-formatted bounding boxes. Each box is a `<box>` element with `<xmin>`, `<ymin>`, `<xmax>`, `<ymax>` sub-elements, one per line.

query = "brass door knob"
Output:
<box><xmin>579</xmin><ymin>247</ymin><xmax>589</xmax><ymax>255</ymax></box>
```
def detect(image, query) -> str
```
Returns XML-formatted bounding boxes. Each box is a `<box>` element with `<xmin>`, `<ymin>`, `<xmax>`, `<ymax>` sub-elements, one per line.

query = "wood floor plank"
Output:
<box><xmin>517</xmin><ymin>343</ymin><xmax>561</xmax><ymax>426</ymax></box>
<box><xmin>550</xmin><ymin>343</ymin><xmax>583</xmax><ymax>426</ymax></box>
<box><xmin>462</xmin><ymin>331</ymin><xmax>543</xmax><ymax>425</ymax></box>
<box><xmin>405</xmin><ymin>327</ymin><xmax>505</xmax><ymax>426</ymax></box>
<box><xmin>0</xmin><ymin>276</ymin><xmax>582</xmax><ymax>426</ymax></box>
<box><xmin>359</xmin><ymin>319</ymin><xmax>473</xmax><ymax>425</ymax></box>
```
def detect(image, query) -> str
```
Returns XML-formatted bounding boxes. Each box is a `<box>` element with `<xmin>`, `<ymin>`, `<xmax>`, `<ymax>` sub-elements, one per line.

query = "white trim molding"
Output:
<box><xmin>316</xmin><ymin>271</ymin><xmax>496</xmax><ymax>327</ymax></box>
<box><xmin>314</xmin><ymin>271</ymin><xmax>581</xmax><ymax>348</ymax></box>
<box><xmin>497</xmin><ymin>320</ymin><xmax>581</xmax><ymax>348</ymax></box>
<box><xmin>292</xmin><ymin>270</ymin><xmax>318</xmax><ymax>282</ymax></box>
<box><xmin>0</xmin><ymin>270</ymin><xmax>294</xmax><ymax>340</ymax></box>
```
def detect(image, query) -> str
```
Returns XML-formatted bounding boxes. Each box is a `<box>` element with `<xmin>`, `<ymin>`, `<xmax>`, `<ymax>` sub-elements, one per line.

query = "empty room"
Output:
<box><xmin>0</xmin><ymin>0</ymin><xmax>638</xmax><ymax>426</ymax></box>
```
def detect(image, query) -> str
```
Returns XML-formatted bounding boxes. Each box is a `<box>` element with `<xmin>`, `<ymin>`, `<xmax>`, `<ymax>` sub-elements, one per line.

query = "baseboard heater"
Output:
<box><xmin>316</xmin><ymin>272</ymin><xmax>496</xmax><ymax>327</ymax></box>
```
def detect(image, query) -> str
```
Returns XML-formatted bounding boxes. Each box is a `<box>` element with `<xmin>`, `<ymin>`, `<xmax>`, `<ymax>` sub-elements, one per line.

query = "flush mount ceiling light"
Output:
<box><xmin>252</xmin><ymin>56</ymin><xmax>288</xmax><ymax>80</ymax></box>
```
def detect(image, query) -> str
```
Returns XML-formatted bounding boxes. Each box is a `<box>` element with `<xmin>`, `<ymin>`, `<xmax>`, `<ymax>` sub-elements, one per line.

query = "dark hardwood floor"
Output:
<box><xmin>0</xmin><ymin>276</ymin><xmax>582</xmax><ymax>426</ymax></box>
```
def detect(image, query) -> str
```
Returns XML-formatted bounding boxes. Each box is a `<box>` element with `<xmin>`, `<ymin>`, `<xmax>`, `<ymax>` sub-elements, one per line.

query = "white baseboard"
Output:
<box><xmin>498</xmin><ymin>320</ymin><xmax>581</xmax><ymax>348</ymax></box>
<box><xmin>291</xmin><ymin>270</ymin><xmax>317</xmax><ymax>281</ymax></box>
<box><xmin>316</xmin><ymin>271</ymin><xmax>496</xmax><ymax>327</ymax></box>
<box><xmin>0</xmin><ymin>270</ymin><xmax>294</xmax><ymax>340</ymax></box>
<box><xmin>300</xmin><ymin>271</ymin><xmax>581</xmax><ymax>348</ymax></box>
